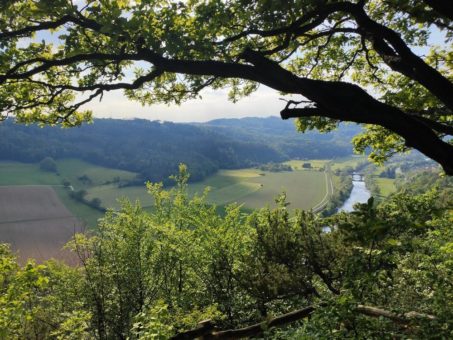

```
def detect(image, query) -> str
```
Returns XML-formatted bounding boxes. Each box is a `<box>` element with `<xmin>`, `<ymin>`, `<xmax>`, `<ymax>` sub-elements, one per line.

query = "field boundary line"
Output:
<box><xmin>0</xmin><ymin>184</ymin><xmax>67</xmax><ymax>187</ymax></box>
<box><xmin>0</xmin><ymin>215</ymin><xmax>77</xmax><ymax>225</ymax></box>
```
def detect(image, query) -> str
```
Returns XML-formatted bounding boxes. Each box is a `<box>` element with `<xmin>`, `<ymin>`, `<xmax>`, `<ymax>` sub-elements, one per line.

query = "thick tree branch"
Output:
<box><xmin>356</xmin><ymin>305</ymin><xmax>436</xmax><ymax>324</ymax></box>
<box><xmin>219</xmin><ymin>2</ymin><xmax>453</xmax><ymax>111</ymax></box>
<box><xmin>6</xmin><ymin>46</ymin><xmax>451</xmax><ymax>173</ymax></box>
<box><xmin>172</xmin><ymin>304</ymin><xmax>436</xmax><ymax>339</ymax></box>
<box><xmin>171</xmin><ymin>306</ymin><xmax>315</xmax><ymax>339</ymax></box>
<box><xmin>347</xmin><ymin>4</ymin><xmax>453</xmax><ymax>112</ymax></box>
<box><xmin>236</xmin><ymin>49</ymin><xmax>453</xmax><ymax>175</ymax></box>
<box><xmin>423</xmin><ymin>0</ymin><xmax>453</xmax><ymax>21</ymax></box>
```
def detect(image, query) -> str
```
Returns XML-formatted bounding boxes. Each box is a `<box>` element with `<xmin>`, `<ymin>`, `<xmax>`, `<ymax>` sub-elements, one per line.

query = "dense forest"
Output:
<box><xmin>0</xmin><ymin>117</ymin><xmax>358</xmax><ymax>183</ymax></box>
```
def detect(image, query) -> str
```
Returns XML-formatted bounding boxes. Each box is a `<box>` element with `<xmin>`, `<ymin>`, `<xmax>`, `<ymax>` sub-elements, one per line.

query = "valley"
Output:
<box><xmin>1</xmin><ymin>154</ymin><xmax>396</xmax><ymax>223</ymax></box>
<box><xmin>0</xmin><ymin>117</ymin><xmax>408</xmax><ymax>264</ymax></box>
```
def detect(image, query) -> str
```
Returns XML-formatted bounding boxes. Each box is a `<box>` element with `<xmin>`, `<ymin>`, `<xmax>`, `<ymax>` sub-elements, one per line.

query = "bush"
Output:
<box><xmin>39</xmin><ymin>157</ymin><xmax>57</xmax><ymax>173</ymax></box>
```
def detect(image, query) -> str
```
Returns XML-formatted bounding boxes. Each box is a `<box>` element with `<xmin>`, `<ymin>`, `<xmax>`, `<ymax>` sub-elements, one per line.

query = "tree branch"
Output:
<box><xmin>172</xmin><ymin>304</ymin><xmax>436</xmax><ymax>339</ymax></box>
<box><xmin>343</xmin><ymin>3</ymin><xmax>453</xmax><ymax>112</ymax></box>
<box><xmin>423</xmin><ymin>0</ymin><xmax>453</xmax><ymax>21</ymax></box>
<box><xmin>0</xmin><ymin>14</ymin><xmax>101</xmax><ymax>40</ymax></box>
<box><xmin>172</xmin><ymin>306</ymin><xmax>315</xmax><ymax>339</ymax></box>
<box><xmin>219</xmin><ymin>2</ymin><xmax>453</xmax><ymax>111</ymax></box>
<box><xmin>356</xmin><ymin>305</ymin><xmax>436</xmax><ymax>324</ymax></box>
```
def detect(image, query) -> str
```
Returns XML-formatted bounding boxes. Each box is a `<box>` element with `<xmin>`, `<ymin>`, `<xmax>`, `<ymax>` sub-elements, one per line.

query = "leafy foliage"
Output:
<box><xmin>0</xmin><ymin>0</ymin><xmax>451</xmax><ymax>171</ymax></box>
<box><xmin>39</xmin><ymin>156</ymin><xmax>57</xmax><ymax>173</ymax></box>
<box><xmin>1</xmin><ymin>167</ymin><xmax>452</xmax><ymax>338</ymax></box>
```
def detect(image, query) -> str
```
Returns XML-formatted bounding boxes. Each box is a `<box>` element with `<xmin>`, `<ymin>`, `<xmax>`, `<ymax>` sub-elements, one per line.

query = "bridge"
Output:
<box><xmin>352</xmin><ymin>173</ymin><xmax>365</xmax><ymax>181</ymax></box>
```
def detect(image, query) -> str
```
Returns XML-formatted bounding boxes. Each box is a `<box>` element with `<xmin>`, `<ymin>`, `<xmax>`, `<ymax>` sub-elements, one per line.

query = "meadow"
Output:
<box><xmin>0</xmin><ymin>157</ymin><xmax>366</xmax><ymax>221</ymax></box>
<box><xmin>86</xmin><ymin>168</ymin><xmax>329</xmax><ymax>211</ymax></box>
<box><xmin>0</xmin><ymin>157</ymin><xmax>368</xmax><ymax>264</ymax></box>
<box><xmin>0</xmin><ymin>160</ymin><xmax>137</xmax><ymax>226</ymax></box>
<box><xmin>374</xmin><ymin>177</ymin><xmax>397</xmax><ymax>197</ymax></box>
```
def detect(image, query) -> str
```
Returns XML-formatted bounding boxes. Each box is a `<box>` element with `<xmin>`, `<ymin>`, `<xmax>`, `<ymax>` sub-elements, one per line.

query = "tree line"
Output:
<box><xmin>0</xmin><ymin>118</ymin><xmax>355</xmax><ymax>184</ymax></box>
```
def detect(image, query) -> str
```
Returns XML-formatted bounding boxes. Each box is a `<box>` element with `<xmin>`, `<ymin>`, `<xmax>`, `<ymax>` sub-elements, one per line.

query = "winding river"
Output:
<box><xmin>338</xmin><ymin>174</ymin><xmax>371</xmax><ymax>212</ymax></box>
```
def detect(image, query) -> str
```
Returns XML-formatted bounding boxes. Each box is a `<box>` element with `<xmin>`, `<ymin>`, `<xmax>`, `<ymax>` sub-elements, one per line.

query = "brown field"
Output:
<box><xmin>0</xmin><ymin>186</ymin><xmax>83</xmax><ymax>264</ymax></box>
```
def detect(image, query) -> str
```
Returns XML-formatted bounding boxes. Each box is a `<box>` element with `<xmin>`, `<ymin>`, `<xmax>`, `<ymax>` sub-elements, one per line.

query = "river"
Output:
<box><xmin>338</xmin><ymin>174</ymin><xmax>371</xmax><ymax>212</ymax></box>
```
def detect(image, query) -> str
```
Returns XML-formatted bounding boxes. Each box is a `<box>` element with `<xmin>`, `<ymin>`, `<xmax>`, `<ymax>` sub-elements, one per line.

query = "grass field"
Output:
<box><xmin>0</xmin><ymin>186</ymin><xmax>82</xmax><ymax>264</ymax></box>
<box><xmin>370</xmin><ymin>166</ymin><xmax>397</xmax><ymax>198</ymax></box>
<box><xmin>0</xmin><ymin>159</ymin><xmax>137</xmax><ymax>187</ymax></box>
<box><xmin>57</xmin><ymin>159</ymin><xmax>137</xmax><ymax>188</ymax></box>
<box><xmin>0</xmin><ymin>159</ymin><xmax>135</xmax><ymax>226</ymax></box>
<box><xmin>86</xmin><ymin>184</ymin><xmax>154</xmax><ymax>209</ymax></box>
<box><xmin>283</xmin><ymin>159</ymin><xmax>330</xmax><ymax>170</ymax></box>
<box><xmin>374</xmin><ymin>178</ymin><xmax>397</xmax><ymax>197</ymax></box>
<box><xmin>234</xmin><ymin>170</ymin><xmax>326</xmax><ymax>210</ymax></box>
<box><xmin>86</xmin><ymin>168</ymin><xmax>328</xmax><ymax>211</ymax></box>
<box><xmin>329</xmin><ymin>156</ymin><xmax>367</xmax><ymax>171</ymax></box>
<box><xmin>0</xmin><ymin>162</ymin><xmax>61</xmax><ymax>185</ymax></box>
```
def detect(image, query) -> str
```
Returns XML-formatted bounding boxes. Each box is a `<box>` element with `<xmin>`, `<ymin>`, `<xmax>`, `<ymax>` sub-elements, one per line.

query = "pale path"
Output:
<box><xmin>312</xmin><ymin>170</ymin><xmax>333</xmax><ymax>213</ymax></box>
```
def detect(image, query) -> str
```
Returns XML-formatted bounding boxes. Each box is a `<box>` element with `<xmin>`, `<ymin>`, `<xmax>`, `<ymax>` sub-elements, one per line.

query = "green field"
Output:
<box><xmin>374</xmin><ymin>178</ymin><xmax>397</xmax><ymax>197</ymax></box>
<box><xmin>369</xmin><ymin>166</ymin><xmax>397</xmax><ymax>198</ymax></box>
<box><xmin>329</xmin><ymin>156</ymin><xmax>367</xmax><ymax>171</ymax></box>
<box><xmin>0</xmin><ymin>159</ymin><xmax>137</xmax><ymax>226</ymax></box>
<box><xmin>0</xmin><ymin>159</ymin><xmax>137</xmax><ymax>187</ymax></box>
<box><xmin>1</xmin><ymin>157</ymin><xmax>365</xmax><ymax>224</ymax></box>
<box><xmin>86</xmin><ymin>168</ymin><xmax>328</xmax><ymax>211</ymax></box>
<box><xmin>86</xmin><ymin>184</ymin><xmax>153</xmax><ymax>209</ymax></box>
<box><xmin>283</xmin><ymin>159</ymin><xmax>330</xmax><ymax>170</ymax></box>
<box><xmin>230</xmin><ymin>170</ymin><xmax>326</xmax><ymax>210</ymax></box>
<box><xmin>0</xmin><ymin>162</ymin><xmax>61</xmax><ymax>185</ymax></box>
<box><xmin>56</xmin><ymin>159</ymin><xmax>137</xmax><ymax>188</ymax></box>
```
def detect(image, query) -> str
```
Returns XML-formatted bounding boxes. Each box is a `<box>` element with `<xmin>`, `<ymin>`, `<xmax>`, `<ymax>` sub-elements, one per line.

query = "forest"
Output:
<box><xmin>0</xmin><ymin>117</ymin><xmax>356</xmax><ymax>183</ymax></box>
<box><xmin>0</xmin><ymin>0</ymin><xmax>452</xmax><ymax>338</ymax></box>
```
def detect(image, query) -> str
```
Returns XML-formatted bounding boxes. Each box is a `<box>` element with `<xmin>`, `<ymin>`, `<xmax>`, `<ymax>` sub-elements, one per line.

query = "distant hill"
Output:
<box><xmin>199</xmin><ymin>116</ymin><xmax>361</xmax><ymax>160</ymax></box>
<box><xmin>0</xmin><ymin>117</ymin><xmax>361</xmax><ymax>184</ymax></box>
<box><xmin>200</xmin><ymin>116</ymin><xmax>360</xmax><ymax>139</ymax></box>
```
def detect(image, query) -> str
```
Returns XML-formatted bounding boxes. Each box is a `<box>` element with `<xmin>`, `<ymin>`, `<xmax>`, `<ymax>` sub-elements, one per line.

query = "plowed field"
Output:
<box><xmin>0</xmin><ymin>186</ymin><xmax>82</xmax><ymax>264</ymax></box>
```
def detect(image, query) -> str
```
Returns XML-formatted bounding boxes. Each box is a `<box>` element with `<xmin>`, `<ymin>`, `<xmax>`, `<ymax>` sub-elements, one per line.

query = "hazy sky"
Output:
<box><xmin>86</xmin><ymin>85</ymin><xmax>285</xmax><ymax>122</ymax></box>
<box><xmin>32</xmin><ymin>3</ymin><xmax>445</xmax><ymax>123</ymax></box>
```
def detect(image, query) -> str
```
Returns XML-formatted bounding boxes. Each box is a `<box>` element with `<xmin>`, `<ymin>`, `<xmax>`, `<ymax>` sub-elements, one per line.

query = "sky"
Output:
<box><xmin>26</xmin><ymin>3</ymin><xmax>447</xmax><ymax>123</ymax></box>
<box><xmin>32</xmin><ymin>28</ymin><xmax>287</xmax><ymax>123</ymax></box>
<box><xmin>85</xmin><ymin>85</ymin><xmax>285</xmax><ymax>122</ymax></box>
<box><xmin>82</xmin><ymin>29</ymin><xmax>446</xmax><ymax>123</ymax></box>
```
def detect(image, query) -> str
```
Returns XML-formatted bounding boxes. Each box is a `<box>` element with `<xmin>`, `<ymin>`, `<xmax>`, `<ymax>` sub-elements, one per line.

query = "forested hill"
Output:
<box><xmin>0</xmin><ymin>117</ymin><xmax>360</xmax><ymax>183</ymax></box>
<box><xmin>200</xmin><ymin>117</ymin><xmax>360</xmax><ymax>158</ymax></box>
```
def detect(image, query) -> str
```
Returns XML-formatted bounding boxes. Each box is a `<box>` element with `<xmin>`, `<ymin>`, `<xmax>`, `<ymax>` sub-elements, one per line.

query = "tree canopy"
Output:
<box><xmin>0</xmin><ymin>0</ymin><xmax>452</xmax><ymax>172</ymax></box>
